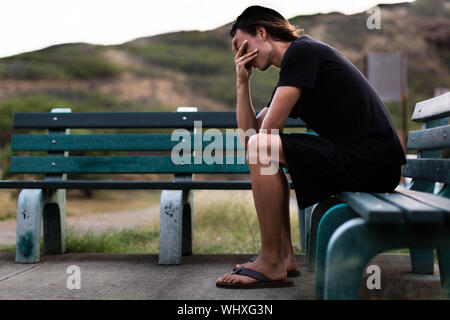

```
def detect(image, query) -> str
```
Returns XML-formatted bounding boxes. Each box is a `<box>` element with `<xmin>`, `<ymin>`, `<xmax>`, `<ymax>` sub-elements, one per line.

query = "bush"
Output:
<box><xmin>124</xmin><ymin>43</ymin><xmax>234</xmax><ymax>76</ymax></box>
<box><xmin>1</xmin><ymin>43</ymin><xmax>122</xmax><ymax>80</ymax></box>
<box><xmin>0</xmin><ymin>94</ymin><xmax>68</xmax><ymax>128</ymax></box>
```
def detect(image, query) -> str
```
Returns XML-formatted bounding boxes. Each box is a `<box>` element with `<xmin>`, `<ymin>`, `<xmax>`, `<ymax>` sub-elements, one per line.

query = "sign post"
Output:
<box><xmin>365</xmin><ymin>52</ymin><xmax>408</xmax><ymax>151</ymax></box>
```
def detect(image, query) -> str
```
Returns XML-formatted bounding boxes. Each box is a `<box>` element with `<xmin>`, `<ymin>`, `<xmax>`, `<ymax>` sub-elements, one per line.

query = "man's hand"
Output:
<box><xmin>232</xmin><ymin>38</ymin><xmax>258</xmax><ymax>84</ymax></box>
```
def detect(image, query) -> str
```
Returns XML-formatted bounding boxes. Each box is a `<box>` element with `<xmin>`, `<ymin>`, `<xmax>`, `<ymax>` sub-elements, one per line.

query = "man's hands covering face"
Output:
<box><xmin>232</xmin><ymin>38</ymin><xmax>258</xmax><ymax>84</ymax></box>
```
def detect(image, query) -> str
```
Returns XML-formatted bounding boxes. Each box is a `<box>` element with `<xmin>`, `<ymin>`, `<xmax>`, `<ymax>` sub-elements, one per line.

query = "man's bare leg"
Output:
<box><xmin>234</xmin><ymin>168</ymin><xmax>298</xmax><ymax>272</ymax></box>
<box><xmin>218</xmin><ymin>133</ymin><xmax>297</xmax><ymax>284</ymax></box>
<box><xmin>279</xmin><ymin>167</ymin><xmax>299</xmax><ymax>271</ymax></box>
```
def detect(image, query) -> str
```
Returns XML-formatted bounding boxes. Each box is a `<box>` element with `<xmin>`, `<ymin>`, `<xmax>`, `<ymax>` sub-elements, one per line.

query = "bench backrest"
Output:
<box><xmin>10</xmin><ymin>109</ymin><xmax>306</xmax><ymax>176</ymax></box>
<box><xmin>11</xmin><ymin>93</ymin><xmax>448</xmax><ymax>187</ymax></box>
<box><xmin>403</xmin><ymin>92</ymin><xmax>449</xmax><ymax>196</ymax></box>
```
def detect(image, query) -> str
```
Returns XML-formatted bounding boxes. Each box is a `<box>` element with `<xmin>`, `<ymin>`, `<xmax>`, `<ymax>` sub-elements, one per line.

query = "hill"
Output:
<box><xmin>0</xmin><ymin>0</ymin><xmax>448</xmax><ymax>139</ymax></box>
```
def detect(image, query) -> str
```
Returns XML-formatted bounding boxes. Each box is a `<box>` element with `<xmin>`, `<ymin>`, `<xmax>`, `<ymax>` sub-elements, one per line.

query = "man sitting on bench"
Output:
<box><xmin>216</xmin><ymin>5</ymin><xmax>406</xmax><ymax>289</ymax></box>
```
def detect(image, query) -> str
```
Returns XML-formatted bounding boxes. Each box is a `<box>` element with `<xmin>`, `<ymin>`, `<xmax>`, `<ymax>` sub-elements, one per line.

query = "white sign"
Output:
<box><xmin>366</xmin><ymin>52</ymin><xmax>407</xmax><ymax>102</ymax></box>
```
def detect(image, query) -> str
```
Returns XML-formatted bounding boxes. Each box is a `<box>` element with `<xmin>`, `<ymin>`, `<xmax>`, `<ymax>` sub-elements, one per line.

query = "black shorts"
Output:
<box><xmin>279</xmin><ymin>133</ymin><xmax>402</xmax><ymax>209</ymax></box>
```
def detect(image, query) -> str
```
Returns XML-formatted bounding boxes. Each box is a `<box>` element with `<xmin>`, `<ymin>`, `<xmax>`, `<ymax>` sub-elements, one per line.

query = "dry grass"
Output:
<box><xmin>0</xmin><ymin>190</ymin><xmax>17</xmax><ymax>220</ymax></box>
<box><xmin>0</xmin><ymin>189</ymin><xmax>301</xmax><ymax>255</ymax></box>
<box><xmin>0</xmin><ymin>189</ymin><xmax>162</xmax><ymax>220</ymax></box>
<box><xmin>192</xmin><ymin>190</ymin><xmax>301</xmax><ymax>254</ymax></box>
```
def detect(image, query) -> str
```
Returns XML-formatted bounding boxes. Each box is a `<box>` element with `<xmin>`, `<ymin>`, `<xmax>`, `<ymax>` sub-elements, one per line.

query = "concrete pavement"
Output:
<box><xmin>0</xmin><ymin>252</ymin><xmax>443</xmax><ymax>300</ymax></box>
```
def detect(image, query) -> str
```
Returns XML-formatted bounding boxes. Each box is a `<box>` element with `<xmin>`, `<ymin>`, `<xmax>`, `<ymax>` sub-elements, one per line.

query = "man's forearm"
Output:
<box><xmin>236</xmin><ymin>80</ymin><xmax>258</xmax><ymax>148</ymax></box>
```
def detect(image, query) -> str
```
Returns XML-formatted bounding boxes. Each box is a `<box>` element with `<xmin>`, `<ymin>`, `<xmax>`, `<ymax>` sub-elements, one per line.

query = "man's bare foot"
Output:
<box><xmin>218</xmin><ymin>256</ymin><xmax>287</xmax><ymax>284</ymax></box>
<box><xmin>235</xmin><ymin>252</ymin><xmax>298</xmax><ymax>273</ymax></box>
<box><xmin>283</xmin><ymin>254</ymin><xmax>299</xmax><ymax>273</ymax></box>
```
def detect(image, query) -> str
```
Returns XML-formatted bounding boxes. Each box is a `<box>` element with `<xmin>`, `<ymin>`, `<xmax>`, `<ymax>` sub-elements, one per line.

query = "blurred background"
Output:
<box><xmin>0</xmin><ymin>0</ymin><xmax>448</xmax><ymax>254</ymax></box>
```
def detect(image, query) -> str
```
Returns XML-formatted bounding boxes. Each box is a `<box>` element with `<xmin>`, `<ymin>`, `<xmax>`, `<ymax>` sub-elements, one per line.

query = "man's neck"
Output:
<box><xmin>271</xmin><ymin>41</ymin><xmax>293</xmax><ymax>68</ymax></box>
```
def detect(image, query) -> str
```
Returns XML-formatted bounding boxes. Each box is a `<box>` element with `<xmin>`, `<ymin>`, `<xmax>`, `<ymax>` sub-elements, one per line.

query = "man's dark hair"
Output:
<box><xmin>230</xmin><ymin>5</ymin><xmax>304</xmax><ymax>42</ymax></box>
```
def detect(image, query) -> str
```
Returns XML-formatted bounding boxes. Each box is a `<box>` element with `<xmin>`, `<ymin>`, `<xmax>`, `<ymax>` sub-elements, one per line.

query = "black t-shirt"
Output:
<box><xmin>266</xmin><ymin>35</ymin><xmax>407</xmax><ymax>166</ymax></box>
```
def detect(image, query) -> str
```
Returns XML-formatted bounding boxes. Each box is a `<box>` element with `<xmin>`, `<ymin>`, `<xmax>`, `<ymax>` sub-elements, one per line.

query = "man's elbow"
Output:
<box><xmin>260</xmin><ymin>121</ymin><xmax>284</xmax><ymax>135</ymax></box>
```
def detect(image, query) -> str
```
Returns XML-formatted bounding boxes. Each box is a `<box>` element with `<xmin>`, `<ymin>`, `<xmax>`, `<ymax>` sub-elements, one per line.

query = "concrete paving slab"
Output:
<box><xmin>0</xmin><ymin>257</ymin><xmax>42</xmax><ymax>283</ymax></box>
<box><xmin>0</xmin><ymin>252</ymin><xmax>443</xmax><ymax>300</ymax></box>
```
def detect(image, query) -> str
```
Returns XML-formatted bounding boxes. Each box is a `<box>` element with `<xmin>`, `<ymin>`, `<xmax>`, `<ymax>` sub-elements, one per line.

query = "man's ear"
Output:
<box><xmin>256</xmin><ymin>25</ymin><xmax>266</xmax><ymax>40</ymax></box>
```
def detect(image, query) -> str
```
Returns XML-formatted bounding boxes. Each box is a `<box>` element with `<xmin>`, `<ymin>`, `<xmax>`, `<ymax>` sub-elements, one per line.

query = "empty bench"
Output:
<box><xmin>305</xmin><ymin>92</ymin><xmax>450</xmax><ymax>299</ymax></box>
<box><xmin>0</xmin><ymin>106</ymin><xmax>312</xmax><ymax>265</ymax></box>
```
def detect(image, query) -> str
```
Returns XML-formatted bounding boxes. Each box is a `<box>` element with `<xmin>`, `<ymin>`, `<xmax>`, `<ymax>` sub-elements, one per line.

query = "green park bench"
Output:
<box><xmin>1</xmin><ymin>93</ymin><xmax>447</xmax><ymax>299</ymax></box>
<box><xmin>0</xmin><ymin>106</ymin><xmax>309</xmax><ymax>265</ymax></box>
<box><xmin>302</xmin><ymin>92</ymin><xmax>450</xmax><ymax>299</ymax></box>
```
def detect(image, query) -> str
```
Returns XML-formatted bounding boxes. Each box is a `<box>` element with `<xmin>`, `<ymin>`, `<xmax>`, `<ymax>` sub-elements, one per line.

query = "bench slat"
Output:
<box><xmin>395</xmin><ymin>186</ymin><xmax>450</xmax><ymax>213</ymax></box>
<box><xmin>402</xmin><ymin>159</ymin><xmax>450</xmax><ymax>183</ymax></box>
<box><xmin>11</xmin><ymin>133</ymin><xmax>247</xmax><ymax>151</ymax></box>
<box><xmin>373</xmin><ymin>192</ymin><xmax>446</xmax><ymax>223</ymax></box>
<box><xmin>13</xmin><ymin>111</ymin><xmax>306</xmax><ymax>129</ymax></box>
<box><xmin>10</xmin><ymin>155</ymin><xmax>254</xmax><ymax>174</ymax></box>
<box><xmin>0</xmin><ymin>179</ymin><xmax>295</xmax><ymax>190</ymax></box>
<box><xmin>338</xmin><ymin>192</ymin><xmax>404</xmax><ymax>223</ymax></box>
<box><xmin>411</xmin><ymin>93</ymin><xmax>450</xmax><ymax>122</ymax></box>
<box><xmin>407</xmin><ymin>125</ymin><xmax>450</xmax><ymax>150</ymax></box>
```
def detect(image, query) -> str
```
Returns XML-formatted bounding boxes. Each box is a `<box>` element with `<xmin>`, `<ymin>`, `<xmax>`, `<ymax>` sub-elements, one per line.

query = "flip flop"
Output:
<box><xmin>233</xmin><ymin>256</ymin><xmax>301</xmax><ymax>277</ymax></box>
<box><xmin>216</xmin><ymin>267</ymin><xmax>294</xmax><ymax>289</ymax></box>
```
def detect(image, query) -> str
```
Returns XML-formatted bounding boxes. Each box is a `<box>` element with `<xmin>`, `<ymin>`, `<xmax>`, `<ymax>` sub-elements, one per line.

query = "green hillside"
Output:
<box><xmin>0</xmin><ymin>0</ymin><xmax>448</xmax><ymax>138</ymax></box>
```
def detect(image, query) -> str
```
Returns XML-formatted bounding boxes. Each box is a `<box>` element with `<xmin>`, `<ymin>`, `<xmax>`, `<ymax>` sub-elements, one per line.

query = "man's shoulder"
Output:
<box><xmin>287</xmin><ymin>35</ymin><xmax>315</xmax><ymax>52</ymax></box>
<box><xmin>292</xmin><ymin>34</ymin><xmax>325</xmax><ymax>47</ymax></box>
<box><xmin>287</xmin><ymin>35</ymin><xmax>350</xmax><ymax>68</ymax></box>
<box><xmin>282</xmin><ymin>35</ymin><xmax>327</xmax><ymax>62</ymax></box>
<box><xmin>293</xmin><ymin>35</ymin><xmax>340</xmax><ymax>54</ymax></box>
<box><xmin>281</xmin><ymin>35</ymin><xmax>317</xmax><ymax>68</ymax></box>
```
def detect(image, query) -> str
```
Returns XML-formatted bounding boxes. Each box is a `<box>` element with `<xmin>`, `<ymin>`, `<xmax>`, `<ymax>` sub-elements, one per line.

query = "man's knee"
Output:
<box><xmin>246</xmin><ymin>133</ymin><xmax>271</xmax><ymax>165</ymax></box>
<box><xmin>246</xmin><ymin>134</ymin><xmax>258</xmax><ymax>164</ymax></box>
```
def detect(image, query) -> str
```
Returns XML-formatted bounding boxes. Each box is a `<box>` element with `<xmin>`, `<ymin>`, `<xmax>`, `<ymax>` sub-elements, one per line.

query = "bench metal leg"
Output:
<box><xmin>43</xmin><ymin>189</ymin><xmax>66</xmax><ymax>254</ymax></box>
<box><xmin>159</xmin><ymin>189</ymin><xmax>193</xmax><ymax>264</ymax></box>
<box><xmin>16</xmin><ymin>188</ymin><xmax>67</xmax><ymax>263</ymax></box>
<box><xmin>324</xmin><ymin>218</ymin><xmax>450</xmax><ymax>300</ymax></box>
<box><xmin>304</xmin><ymin>205</ymin><xmax>312</xmax><ymax>257</ymax></box>
<box><xmin>16</xmin><ymin>189</ymin><xmax>44</xmax><ymax>263</ymax></box>
<box><xmin>406</xmin><ymin>180</ymin><xmax>445</xmax><ymax>275</ymax></box>
<box><xmin>181</xmin><ymin>189</ymin><xmax>193</xmax><ymax>256</ymax></box>
<box><xmin>406</xmin><ymin>185</ymin><xmax>450</xmax><ymax>275</ymax></box>
<box><xmin>410</xmin><ymin>249</ymin><xmax>435</xmax><ymax>274</ymax></box>
<box><xmin>314</xmin><ymin>203</ymin><xmax>358</xmax><ymax>298</ymax></box>
<box><xmin>39</xmin><ymin>107</ymin><xmax>69</xmax><ymax>257</ymax></box>
<box><xmin>298</xmin><ymin>207</ymin><xmax>306</xmax><ymax>253</ymax></box>
<box><xmin>437</xmin><ymin>248</ymin><xmax>450</xmax><ymax>299</ymax></box>
<box><xmin>298</xmin><ymin>204</ymin><xmax>315</xmax><ymax>257</ymax></box>
<box><xmin>324</xmin><ymin>218</ymin><xmax>379</xmax><ymax>300</ymax></box>
<box><xmin>303</xmin><ymin>205</ymin><xmax>316</xmax><ymax>258</ymax></box>
<box><xmin>437</xmin><ymin>186</ymin><xmax>450</xmax><ymax>298</ymax></box>
<box><xmin>307</xmin><ymin>196</ymin><xmax>343</xmax><ymax>271</ymax></box>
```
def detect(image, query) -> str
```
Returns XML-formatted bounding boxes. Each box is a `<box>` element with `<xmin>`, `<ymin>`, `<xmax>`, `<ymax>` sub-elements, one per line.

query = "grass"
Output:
<box><xmin>0</xmin><ymin>89</ymin><xmax>174</xmax><ymax>129</ymax></box>
<box><xmin>123</xmin><ymin>43</ymin><xmax>234</xmax><ymax>76</ymax></box>
<box><xmin>0</xmin><ymin>189</ymin><xmax>162</xmax><ymax>220</ymax></box>
<box><xmin>192</xmin><ymin>190</ymin><xmax>301</xmax><ymax>254</ymax></box>
<box><xmin>65</xmin><ymin>227</ymin><xmax>160</xmax><ymax>254</ymax></box>
<box><xmin>0</xmin><ymin>227</ymin><xmax>160</xmax><ymax>254</ymax></box>
<box><xmin>0</xmin><ymin>189</ymin><xmax>17</xmax><ymax>221</ymax></box>
<box><xmin>0</xmin><ymin>43</ymin><xmax>121</xmax><ymax>80</ymax></box>
<box><xmin>0</xmin><ymin>188</ymin><xmax>437</xmax><ymax>264</ymax></box>
<box><xmin>0</xmin><ymin>190</ymin><xmax>301</xmax><ymax>255</ymax></box>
